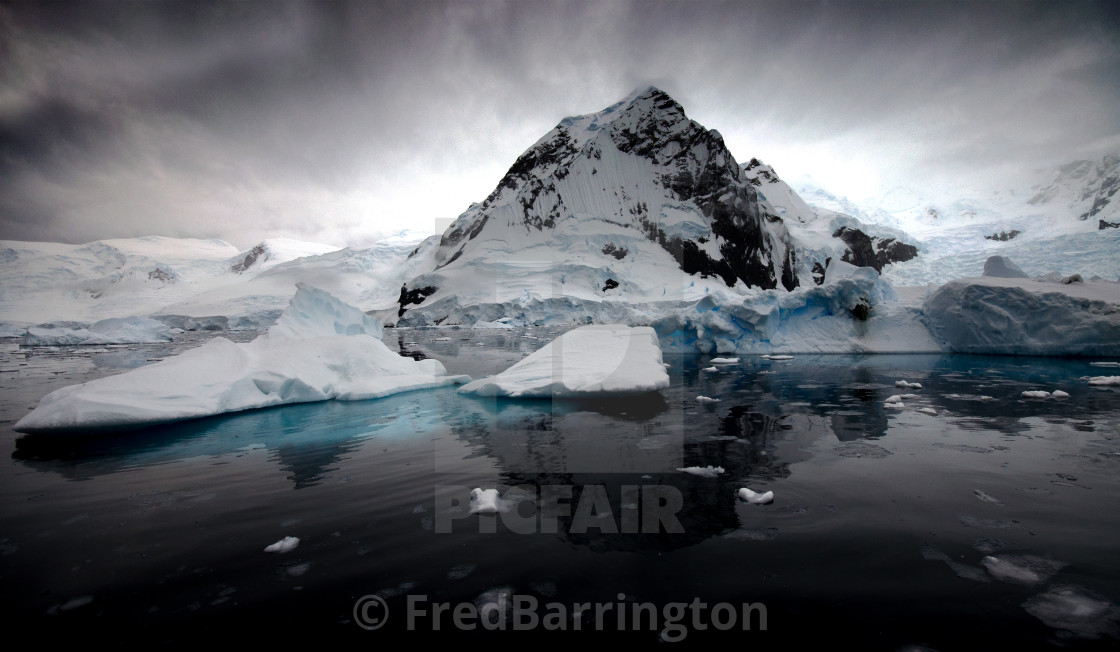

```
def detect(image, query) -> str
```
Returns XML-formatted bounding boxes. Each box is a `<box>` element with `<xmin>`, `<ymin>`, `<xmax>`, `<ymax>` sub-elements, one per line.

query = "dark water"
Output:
<box><xmin>1</xmin><ymin>329</ymin><xmax>1119</xmax><ymax>648</ymax></box>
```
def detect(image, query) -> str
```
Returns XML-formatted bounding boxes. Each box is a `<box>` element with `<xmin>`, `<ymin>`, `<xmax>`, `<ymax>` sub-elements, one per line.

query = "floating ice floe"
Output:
<box><xmin>13</xmin><ymin>285</ymin><xmax>469</xmax><ymax>434</ymax></box>
<box><xmin>264</xmin><ymin>536</ymin><xmax>300</xmax><ymax>553</ymax></box>
<box><xmin>973</xmin><ymin>489</ymin><xmax>1004</xmax><ymax>505</ymax></box>
<box><xmin>762</xmin><ymin>354</ymin><xmax>795</xmax><ymax>361</ymax></box>
<box><xmin>895</xmin><ymin>380</ymin><xmax>923</xmax><ymax>389</ymax></box>
<box><xmin>458</xmin><ymin>324</ymin><xmax>669</xmax><ymax>397</ymax></box>
<box><xmin>1090</xmin><ymin>361</ymin><xmax>1120</xmax><ymax>367</ymax></box>
<box><xmin>1022</xmin><ymin>390</ymin><xmax>1052</xmax><ymax>399</ymax></box>
<box><xmin>677</xmin><ymin>466</ymin><xmax>725</xmax><ymax>478</ymax></box>
<box><xmin>710</xmin><ymin>357</ymin><xmax>739</xmax><ymax>364</ymax></box>
<box><xmin>696</xmin><ymin>395</ymin><xmax>720</xmax><ymax>403</ymax></box>
<box><xmin>469</xmin><ymin>488</ymin><xmax>501</xmax><ymax>514</ymax></box>
<box><xmin>1088</xmin><ymin>376</ymin><xmax>1120</xmax><ymax>386</ymax></box>
<box><xmin>1022</xmin><ymin>585</ymin><xmax>1120</xmax><ymax>640</ymax></box>
<box><xmin>917</xmin><ymin>407</ymin><xmax>938</xmax><ymax>415</ymax></box>
<box><xmin>885</xmin><ymin>394</ymin><xmax>903</xmax><ymax>403</ymax></box>
<box><xmin>1052</xmin><ymin>390</ymin><xmax>1070</xmax><ymax>399</ymax></box>
<box><xmin>738</xmin><ymin>488</ymin><xmax>774</xmax><ymax>504</ymax></box>
<box><xmin>701</xmin><ymin>366</ymin><xmax>719</xmax><ymax>372</ymax></box>
<box><xmin>982</xmin><ymin>554</ymin><xmax>1067</xmax><ymax>585</ymax></box>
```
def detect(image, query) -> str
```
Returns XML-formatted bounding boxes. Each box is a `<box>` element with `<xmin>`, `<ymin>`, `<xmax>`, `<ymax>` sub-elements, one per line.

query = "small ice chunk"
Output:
<box><xmin>1089</xmin><ymin>361</ymin><xmax>1120</xmax><ymax>367</ymax></box>
<box><xmin>917</xmin><ymin>407</ymin><xmax>938</xmax><ymax>415</ymax></box>
<box><xmin>738</xmin><ymin>487</ymin><xmax>774</xmax><ymax>504</ymax></box>
<box><xmin>1022</xmin><ymin>390</ymin><xmax>1051</xmax><ymax>399</ymax></box>
<box><xmin>1022</xmin><ymin>585</ymin><xmax>1120</xmax><ymax>639</ymax></box>
<box><xmin>895</xmin><ymin>380</ymin><xmax>923</xmax><ymax>389</ymax></box>
<box><xmin>1052</xmin><ymin>390</ymin><xmax>1070</xmax><ymax>399</ymax></box>
<box><xmin>973</xmin><ymin>489</ymin><xmax>1004</xmax><ymax>505</ymax></box>
<box><xmin>701</xmin><ymin>366</ymin><xmax>718</xmax><ymax>372</ymax></box>
<box><xmin>901</xmin><ymin>393</ymin><xmax>920</xmax><ymax>399</ymax></box>
<box><xmin>982</xmin><ymin>554</ymin><xmax>1067</xmax><ymax>585</ymax></box>
<box><xmin>469</xmin><ymin>488</ymin><xmax>501</xmax><ymax>514</ymax></box>
<box><xmin>696</xmin><ymin>395</ymin><xmax>720</xmax><ymax>403</ymax></box>
<box><xmin>766</xmin><ymin>355</ymin><xmax>794</xmax><ymax>361</ymax></box>
<box><xmin>677</xmin><ymin>465</ymin><xmax>724</xmax><ymax>477</ymax></box>
<box><xmin>1088</xmin><ymin>376</ymin><xmax>1120</xmax><ymax>386</ymax></box>
<box><xmin>710</xmin><ymin>357</ymin><xmax>738</xmax><ymax>364</ymax></box>
<box><xmin>884</xmin><ymin>402</ymin><xmax>906</xmax><ymax>410</ymax></box>
<box><xmin>264</xmin><ymin>536</ymin><xmax>300</xmax><ymax>553</ymax></box>
<box><xmin>885</xmin><ymin>395</ymin><xmax>903</xmax><ymax>404</ymax></box>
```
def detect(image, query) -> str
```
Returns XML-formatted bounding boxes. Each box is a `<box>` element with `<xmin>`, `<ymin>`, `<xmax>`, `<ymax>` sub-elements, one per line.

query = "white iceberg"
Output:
<box><xmin>710</xmin><ymin>357</ymin><xmax>739</xmax><ymax>364</ymax></box>
<box><xmin>696</xmin><ymin>395</ymin><xmax>720</xmax><ymax>403</ymax></box>
<box><xmin>1088</xmin><ymin>376</ymin><xmax>1120</xmax><ymax>386</ymax></box>
<box><xmin>1052</xmin><ymin>390</ymin><xmax>1070</xmax><ymax>399</ymax></box>
<box><xmin>13</xmin><ymin>284</ymin><xmax>469</xmax><ymax>434</ymax></box>
<box><xmin>469</xmin><ymin>488</ymin><xmax>501</xmax><ymax>515</ymax></box>
<box><xmin>457</xmin><ymin>324</ymin><xmax>669</xmax><ymax>397</ymax></box>
<box><xmin>1022</xmin><ymin>390</ymin><xmax>1052</xmax><ymax>399</ymax></box>
<box><xmin>738</xmin><ymin>488</ymin><xmax>774</xmax><ymax>504</ymax></box>
<box><xmin>264</xmin><ymin>536</ymin><xmax>300</xmax><ymax>553</ymax></box>
<box><xmin>895</xmin><ymin>380</ymin><xmax>923</xmax><ymax>389</ymax></box>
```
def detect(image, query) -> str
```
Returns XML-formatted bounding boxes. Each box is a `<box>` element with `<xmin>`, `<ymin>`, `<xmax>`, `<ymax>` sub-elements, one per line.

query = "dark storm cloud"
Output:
<box><xmin>1</xmin><ymin>0</ymin><xmax>1117</xmax><ymax>246</ymax></box>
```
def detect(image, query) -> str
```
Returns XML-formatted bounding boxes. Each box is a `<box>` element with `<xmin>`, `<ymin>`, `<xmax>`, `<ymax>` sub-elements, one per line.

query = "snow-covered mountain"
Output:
<box><xmin>793</xmin><ymin>154</ymin><xmax>1120</xmax><ymax>285</ymax></box>
<box><xmin>0</xmin><ymin>235</ymin><xmax>417</xmax><ymax>328</ymax></box>
<box><xmin>395</xmin><ymin>87</ymin><xmax>805</xmax><ymax>325</ymax></box>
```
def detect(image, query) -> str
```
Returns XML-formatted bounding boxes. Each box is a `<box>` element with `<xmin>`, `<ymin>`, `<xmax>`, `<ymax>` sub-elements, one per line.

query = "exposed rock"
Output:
<box><xmin>832</xmin><ymin>226</ymin><xmax>918</xmax><ymax>273</ymax></box>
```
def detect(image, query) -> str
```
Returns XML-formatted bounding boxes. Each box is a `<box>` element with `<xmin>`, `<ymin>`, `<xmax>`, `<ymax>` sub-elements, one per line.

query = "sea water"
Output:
<box><xmin>1</xmin><ymin>328</ymin><xmax>1118</xmax><ymax>647</ymax></box>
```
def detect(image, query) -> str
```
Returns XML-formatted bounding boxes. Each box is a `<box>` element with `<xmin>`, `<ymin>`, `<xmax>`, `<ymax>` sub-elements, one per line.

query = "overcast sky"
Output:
<box><xmin>2</xmin><ymin>0</ymin><xmax>1118</xmax><ymax>249</ymax></box>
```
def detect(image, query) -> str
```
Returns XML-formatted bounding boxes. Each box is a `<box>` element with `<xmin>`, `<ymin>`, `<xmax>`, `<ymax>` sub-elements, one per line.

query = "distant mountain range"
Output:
<box><xmin>2</xmin><ymin>89</ymin><xmax>1116</xmax><ymax>331</ymax></box>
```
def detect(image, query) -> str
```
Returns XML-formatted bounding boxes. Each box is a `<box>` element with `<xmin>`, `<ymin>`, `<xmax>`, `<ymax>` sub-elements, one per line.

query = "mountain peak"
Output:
<box><xmin>397</xmin><ymin>89</ymin><xmax>804</xmax><ymax>324</ymax></box>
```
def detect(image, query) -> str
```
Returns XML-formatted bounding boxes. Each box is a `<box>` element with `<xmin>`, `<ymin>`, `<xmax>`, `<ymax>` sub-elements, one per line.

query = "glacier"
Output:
<box><xmin>13</xmin><ymin>285</ymin><xmax>469</xmax><ymax>434</ymax></box>
<box><xmin>20</xmin><ymin>315</ymin><xmax>174</xmax><ymax>346</ymax></box>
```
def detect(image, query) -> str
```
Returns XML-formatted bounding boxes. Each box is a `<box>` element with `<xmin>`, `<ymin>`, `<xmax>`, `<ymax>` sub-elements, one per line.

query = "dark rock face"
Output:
<box><xmin>1100</xmin><ymin>219</ymin><xmax>1119</xmax><ymax>230</ymax></box>
<box><xmin>147</xmin><ymin>268</ymin><xmax>174</xmax><ymax>283</ymax></box>
<box><xmin>398</xmin><ymin>285</ymin><xmax>437</xmax><ymax>317</ymax></box>
<box><xmin>985</xmin><ymin>230</ymin><xmax>1021</xmax><ymax>241</ymax></box>
<box><xmin>602</xmin><ymin>278</ymin><xmax>619</xmax><ymax>291</ymax></box>
<box><xmin>601</xmin><ymin>243</ymin><xmax>628</xmax><ymax>259</ymax></box>
<box><xmin>230</xmin><ymin>244</ymin><xmax>267</xmax><ymax>273</ymax></box>
<box><xmin>832</xmin><ymin>226</ymin><xmax>918</xmax><ymax>273</ymax></box>
<box><xmin>811</xmin><ymin>260</ymin><xmax>829</xmax><ymax>286</ymax></box>
<box><xmin>1079</xmin><ymin>172</ymin><xmax>1118</xmax><ymax>221</ymax></box>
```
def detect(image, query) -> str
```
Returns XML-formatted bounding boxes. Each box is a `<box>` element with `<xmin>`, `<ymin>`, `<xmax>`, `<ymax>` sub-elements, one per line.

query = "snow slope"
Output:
<box><xmin>0</xmin><ymin>234</ymin><xmax>425</xmax><ymax>330</ymax></box>
<box><xmin>794</xmin><ymin>155</ymin><xmax>1120</xmax><ymax>285</ymax></box>
<box><xmin>13</xmin><ymin>285</ymin><xmax>467</xmax><ymax>434</ymax></box>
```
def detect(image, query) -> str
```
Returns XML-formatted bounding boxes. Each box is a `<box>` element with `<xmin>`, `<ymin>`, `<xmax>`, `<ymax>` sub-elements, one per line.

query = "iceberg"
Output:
<box><xmin>982</xmin><ymin>255</ymin><xmax>1029</xmax><ymax>279</ymax></box>
<box><xmin>457</xmin><ymin>324</ymin><xmax>670</xmax><ymax>397</ymax></box>
<box><xmin>13</xmin><ymin>285</ymin><xmax>469</xmax><ymax>434</ymax></box>
<box><xmin>922</xmin><ymin>275</ymin><xmax>1120</xmax><ymax>356</ymax></box>
<box><xmin>21</xmin><ymin>316</ymin><xmax>174</xmax><ymax>346</ymax></box>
